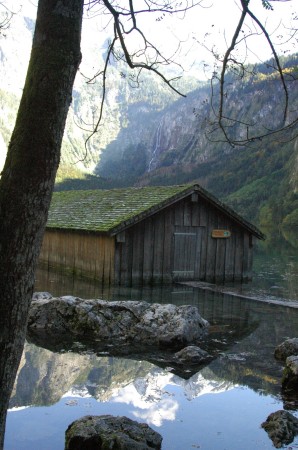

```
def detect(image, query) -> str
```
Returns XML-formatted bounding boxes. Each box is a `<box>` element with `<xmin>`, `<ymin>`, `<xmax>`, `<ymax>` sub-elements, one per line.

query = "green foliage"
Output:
<box><xmin>282</xmin><ymin>209</ymin><xmax>298</xmax><ymax>227</ymax></box>
<box><xmin>55</xmin><ymin>164</ymin><xmax>86</xmax><ymax>184</ymax></box>
<box><xmin>55</xmin><ymin>171</ymin><xmax>117</xmax><ymax>191</ymax></box>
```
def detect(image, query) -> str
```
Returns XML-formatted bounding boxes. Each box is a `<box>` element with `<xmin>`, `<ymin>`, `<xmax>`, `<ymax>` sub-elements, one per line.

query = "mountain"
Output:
<box><xmin>10</xmin><ymin>342</ymin><xmax>233</xmax><ymax>415</ymax></box>
<box><xmin>0</xmin><ymin>4</ymin><xmax>198</xmax><ymax>172</ymax></box>
<box><xmin>94</xmin><ymin>54</ymin><xmax>298</xmax><ymax>228</ymax></box>
<box><xmin>0</xmin><ymin>5</ymin><xmax>297</xmax><ymax>228</ymax></box>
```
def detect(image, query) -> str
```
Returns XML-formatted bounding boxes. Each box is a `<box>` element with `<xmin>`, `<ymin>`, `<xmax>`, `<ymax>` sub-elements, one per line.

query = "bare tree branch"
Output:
<box><xmin>82</xmin><ymin>0</ymin><xmax>297</xmax><ymax>148</ymax></box>
<box><xmin>75</xmin><ymin>35</ymin><xmax>118</xmax><ymax>163</ymax></box>
<box><xmin>216</xmin><ymin>5</ymin><xmax>248</xmax><ymax>143</ymax></box>
<box><xmin>209</xmin><ymin>0</ymin><xmax>297</xmax><ymax>146</ymax></box>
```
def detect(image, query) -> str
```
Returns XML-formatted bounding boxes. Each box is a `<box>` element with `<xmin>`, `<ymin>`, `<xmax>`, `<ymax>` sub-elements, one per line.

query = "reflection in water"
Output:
<box><xmin>35</xmin><ymin>227</ymin><xmax>298</xmax><ymax>304</ymax></box>
<box><xmin>5</xmin><ymin>234</ymin><xmax>298</xmax><ymax>449</ymax></box>
<box><xmin>252</xmin><ymin>229</ymin><xmax>298</xmax><ymax>301</ymax></box>
<box><xmin>109</xmin><ymin>369</ymin><xmax>234</xmax><ymax>427</ymax></box>
<box><xmin>6</xmin><ymin>291</ymin><xmax>298</xmax><ymax>450</ymax></box>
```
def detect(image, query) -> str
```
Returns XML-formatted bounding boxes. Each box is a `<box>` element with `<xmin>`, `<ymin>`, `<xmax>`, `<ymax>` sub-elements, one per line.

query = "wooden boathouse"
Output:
<box><xmin>40</xmin><ymin>184</ymin><xmax>265</xmax><ymax>285</ymax></box>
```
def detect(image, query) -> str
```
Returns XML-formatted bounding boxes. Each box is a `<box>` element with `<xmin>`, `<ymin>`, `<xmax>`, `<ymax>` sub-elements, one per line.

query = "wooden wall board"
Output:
<box><xmin>40</xmin><ymin>231</ymin><xmax>115</xmax><ymax>282</ymax></box>
<box><xmin>142</xmin><ymin>218</ymin><xmax>154</xmax><ymax>284</ymax></box>
<box><xmin>215</xmin><ymin>215</ymin><xmax>227</xmax><ymax>283</ymax></box>
<box><xmin>234</xmin><ymin>230</ymin><xmax>244</xmax><ymax>281</ymax></box>
<box><xmin>131</xmin><ymin>222</ymin><xmax>145</xmax><ymax>284</ymax></box>
<box><xmin>162</xmin><ymin>208</ymin><xmax>175</xmax><ymax>283</ymax></box>
<box><xmin>152</xmin><ymin>214</ymin><xmax>165</xmax><ymax>284</ymax></box>
<box><xmin>224</xmin><ymin>226</ymin><xmax>236</xmax><ymax>282</ymax></box>
<box><xmin>205</xmin><ymin>207</ymin><xmax>218</xmax><ymax>282</ymax></box>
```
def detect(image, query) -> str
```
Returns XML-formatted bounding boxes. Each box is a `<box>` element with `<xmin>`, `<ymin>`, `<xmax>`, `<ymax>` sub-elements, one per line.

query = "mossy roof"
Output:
<box><xmin>47</xmin><ymin>184</ymin><xmax>265</xmax><ymax>239</ymax></box>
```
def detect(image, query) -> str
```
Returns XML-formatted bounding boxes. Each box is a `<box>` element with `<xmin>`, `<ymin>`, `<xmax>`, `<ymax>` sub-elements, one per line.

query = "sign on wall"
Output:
<box><xmin>212</xmin><ymin>229</ymin><xmax>231</xmax><ymax>238</ymax></box>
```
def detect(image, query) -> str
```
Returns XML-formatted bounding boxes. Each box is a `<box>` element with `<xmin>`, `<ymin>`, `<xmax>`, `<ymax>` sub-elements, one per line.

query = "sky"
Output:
<box><xmin>3</xmin><ymin>0</ymin><xmax>296</xmax><ymax>81</ymax></box>
<box><xmin>81</xmin><ymin>0</ymin><xmax>298</xmax><ymax>79</ymax></box>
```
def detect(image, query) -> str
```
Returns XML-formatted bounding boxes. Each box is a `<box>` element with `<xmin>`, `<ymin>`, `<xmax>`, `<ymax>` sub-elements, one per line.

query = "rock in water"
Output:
<box><xmin>261</xmin><ymin>410</ymin><xmax>298</xmax><ymax>448</ymax></box>
<box><xmin>174</xmin><ymin>345</ymin><xmax>212</xmax><ymax>365</ymax></box>
<box><xmin>274</xmin><ymin>338</ymin><xmax>298</xmax><ymax>361</ymax></box>
<box><xmin>282</xmin><ymin>355</ymin><xmax>298</xmax><ymax>392</ymax></box>
<box><xmin>28</xmin><ymin>295</ymin><xmax>209</xmax><ymax>348</ymax></box>
<box><xmin>65</xmin><ymin>415</ymin><xmax>162</xmax><ymax>450</ymax></box>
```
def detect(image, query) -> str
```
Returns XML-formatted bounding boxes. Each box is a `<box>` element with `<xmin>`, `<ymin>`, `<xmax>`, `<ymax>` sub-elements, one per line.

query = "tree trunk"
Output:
<box><xmin>0</xmin><ymin>1</ymin><xmax>84</xmax><ymax>447</ymax></box>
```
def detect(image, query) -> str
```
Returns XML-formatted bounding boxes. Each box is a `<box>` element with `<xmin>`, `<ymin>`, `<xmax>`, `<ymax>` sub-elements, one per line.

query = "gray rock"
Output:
<box><xmin>174</xmin><ymin>345</ymin><xmax>212</xmax><ymax>365</ymax></box>
<box><xmin>65</xmin><ymin>415</ymin><xmax>162</xmax><ymax>450</ymax></box>
<box><xmin>28</xmin><ymin>295</ymin><xmax>209</xmax><ymax>348</ymax></box>
<box><xmin>261</xmin><ymin>410</ymin><xmax>298</xmax><ymax>448</ymax></box>
<box><xmin>32</xmin><ymin>292</ymin><xmax>53</xmax><ymax>300</ymax></box>
<box><xmin>275</xmin><ymin>338</ymin><xmax>298</xmax><ymax>361</ymax></box>
<box><xmin>282</xmin><ymin>355</ymin><xmax>298</xmax><ymax>392</ymax></box>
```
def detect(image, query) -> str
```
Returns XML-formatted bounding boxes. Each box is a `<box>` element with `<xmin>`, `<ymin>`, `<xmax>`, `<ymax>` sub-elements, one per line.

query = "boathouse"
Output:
<box><xmin>40</xmin><ymin>184</ymin><xmax>265</xmax><ymax>285</ymax></box>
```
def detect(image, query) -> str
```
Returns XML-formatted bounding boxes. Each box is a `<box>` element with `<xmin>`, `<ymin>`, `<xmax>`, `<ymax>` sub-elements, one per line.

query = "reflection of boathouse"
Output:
<box><xmin>40</xmin><ymin>184</ymin><xmax>264</xmax><ymax>285</ymax></box>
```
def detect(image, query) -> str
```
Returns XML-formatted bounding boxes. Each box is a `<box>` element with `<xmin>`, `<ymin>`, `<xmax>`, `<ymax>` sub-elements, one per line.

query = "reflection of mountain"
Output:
<box><xmin>10</xmin><ymin>341</ymin><xmax>234</xmax><ymax>426</ymax></box>
<box><xmin>84</xmin><ymin>357</ymin><xmax>153</xmax><ymax>400</ymax></box>
<box><xmin>11</xmin><ymin>293</ymin><xmax>298</xmax><ymax>413</ymax></box>
<box><xmin>108</xmin><ymin>370</ymin><xmax>233</xmax><ymax>426</ymax></box>
<box><xmin>9</xmin><ymin>343</ymin><xmax>154</xmax><ymax>408</ymax></box>
<box><xmin>10</xmin><ymin>342</ymin><xmax>92</xmax><ymax>407</ymax></box>
<box><xmin>203</xmin><ymin>302</ymin><xmax>298</xmax><ymax>400</ymax></box>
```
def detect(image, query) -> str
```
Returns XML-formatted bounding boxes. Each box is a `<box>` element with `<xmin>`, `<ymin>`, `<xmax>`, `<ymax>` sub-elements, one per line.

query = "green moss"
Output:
<box><xmin>47</xmin><ymin>185</ymin><xmax>191</xmax><ymax>233</ymax></box>
<box><xmin>46</xmin><ymin>184</ymin><xmax>263</xmax><ymax>238</ymax></box>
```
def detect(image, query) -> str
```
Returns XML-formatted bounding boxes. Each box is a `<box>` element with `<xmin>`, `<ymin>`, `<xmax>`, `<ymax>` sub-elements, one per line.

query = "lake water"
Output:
<box><xmin>4</xmin><ymin>230</ymin><xmax>298</xmax><ymax>449</ymax></box>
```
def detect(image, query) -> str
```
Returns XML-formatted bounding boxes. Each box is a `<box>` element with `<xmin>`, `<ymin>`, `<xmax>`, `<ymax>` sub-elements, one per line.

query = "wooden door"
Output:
<box><xmin>172</xmin><ymin>227</ymin><xmax>202</xmax><ymax>281</ymax></box>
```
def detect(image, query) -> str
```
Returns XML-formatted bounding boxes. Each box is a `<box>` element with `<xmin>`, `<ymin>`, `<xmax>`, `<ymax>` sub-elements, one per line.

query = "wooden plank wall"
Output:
<box><xmin>40</xmin><ymin>195</ymin><xmax>254</xmax><ymax>286</ymax></box>
<box><xmin>40</xmin><ymin>230</ymin><xmax>115</xmax><ymax>284</ymax></box>
<box><xmin>115</xmin><ymin>196</ymin><xmax>253</xmax><ymax>285</ymax></box>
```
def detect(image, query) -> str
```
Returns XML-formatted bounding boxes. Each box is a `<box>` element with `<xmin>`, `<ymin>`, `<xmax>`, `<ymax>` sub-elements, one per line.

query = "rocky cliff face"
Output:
<box><xmin>0</xmin><ymin>4</ymin><xmax>196</xmax><ymax>174</ymax></box>
<box><xmin>97</xmin><ymin>64</ymin><xmax>298</xmax><ymax>182</ymax></box>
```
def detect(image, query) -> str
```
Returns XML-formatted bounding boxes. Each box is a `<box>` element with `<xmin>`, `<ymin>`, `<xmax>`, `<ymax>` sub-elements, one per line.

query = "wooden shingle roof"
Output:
<box><xmin>47</xmin><ymin>184</ymin><xmax>265</xmax><ymax>239</ymax></box>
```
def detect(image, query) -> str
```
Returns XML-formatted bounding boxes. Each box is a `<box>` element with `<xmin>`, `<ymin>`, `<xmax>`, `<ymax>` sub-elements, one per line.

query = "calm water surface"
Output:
<box><xmin>5</xmin><ymin>232</ymin><xmax>298</xmax><ymax>450</ymax></box>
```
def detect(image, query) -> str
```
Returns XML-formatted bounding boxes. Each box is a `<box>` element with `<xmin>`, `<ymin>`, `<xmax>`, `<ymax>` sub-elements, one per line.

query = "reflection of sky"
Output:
<box><xmin>8</xmin><ymin>406</ymin><xmax>30</xmax><ymax>412</ymax></box>
<box><xmin>112</xmin><ymin>384</ymin><xmax>178</xmax><ymax>426</ymax></box>
<box><xmin>107</xmin><ymin>370</ymin><xmax>233</xmax><ymax>426</ymax></box>
<box><xmin>6</xmin><ymin>383</ymin><xmax>295</xmax><ymax>450</ymax></box>
<box><xmin>6</xmin><ymin>343</ymin><xmax>298</xmax><ymax>450</ymax></box>
<box><xmin>110</xmin><ymin>373</ymin><xmax>178</xmax><ymax>426</ymax></box>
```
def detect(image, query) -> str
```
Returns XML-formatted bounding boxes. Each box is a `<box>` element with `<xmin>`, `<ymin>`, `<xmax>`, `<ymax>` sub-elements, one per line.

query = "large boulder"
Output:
<box><xmin>282</xmin><ymin>355</ymin><xmax>298</xmax><ymax>393</ymax></box>
<box><xmin>261</xmin><ymin>410</ymin><xmax>298</xmax><ymax>448</ymax></box>
<box><xmin>274</xmin><ymin>338</ymin><xmax>298</xmax><ymax>361</ymax></box>
<box><xmin>28</xmin><ymin>294</ymin><xmax>209</xmax><ymax>349</ymax></box>
<box><xmin>65</xmin><ymin>415</ymin><xmax>162</xmax><ymax>450</ymax></box>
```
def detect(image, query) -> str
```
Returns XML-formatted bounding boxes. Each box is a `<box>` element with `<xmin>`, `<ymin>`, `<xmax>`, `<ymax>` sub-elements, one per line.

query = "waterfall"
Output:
<box><xmin>148</xmin><ymin>118</ymin><xmax>163</xmax><ymax>172</ymax></box>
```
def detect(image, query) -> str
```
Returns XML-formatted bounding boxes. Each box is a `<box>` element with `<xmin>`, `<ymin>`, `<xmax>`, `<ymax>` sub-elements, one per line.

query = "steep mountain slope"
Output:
<box><xmin>0</xmin><ymin>6</ymin><xmax>197</xmax><ymax>176</ymax></box>
<box><xmin>96</xmin><ymin>56</ymin><xmax>298</xmax><ymax>227</ymax></box>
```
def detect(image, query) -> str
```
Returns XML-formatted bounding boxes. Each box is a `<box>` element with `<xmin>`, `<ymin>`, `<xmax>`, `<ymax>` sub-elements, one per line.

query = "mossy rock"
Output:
<box><xmin>65</xmin><ymin>415</ymin><xmax>162</xmax><ymax>450</ymax></box>
<box><xmin>261</xmin><ymin>410</ymin><xmax>298</xmax><ymax>448</ymax></box>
